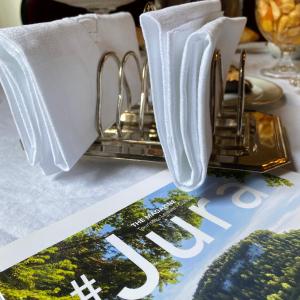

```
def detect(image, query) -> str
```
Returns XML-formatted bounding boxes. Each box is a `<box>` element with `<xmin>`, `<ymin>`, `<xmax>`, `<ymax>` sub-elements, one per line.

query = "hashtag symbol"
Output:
<box><xmin>70</xmin><ymin>274</ymin><xmax>102</xmax><ymax>300</ymax></box>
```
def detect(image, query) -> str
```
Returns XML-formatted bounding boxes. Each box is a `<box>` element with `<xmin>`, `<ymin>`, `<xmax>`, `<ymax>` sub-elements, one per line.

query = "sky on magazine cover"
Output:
<box><xmin>147</xmin><ymin>175</ymin><xmax>300</xmax><ymax>300</ymax></box>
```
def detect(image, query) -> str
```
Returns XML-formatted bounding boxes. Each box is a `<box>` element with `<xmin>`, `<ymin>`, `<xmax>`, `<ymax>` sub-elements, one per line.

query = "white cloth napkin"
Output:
<box><xmin>0</xmin><ymin>13</ymin><xmax>140</xmax><ymax>175</ymax></box>
<box><xmin>141</xmin><ymin>0</ymin><xmax>246</xmax><ymax>191</ymax></box>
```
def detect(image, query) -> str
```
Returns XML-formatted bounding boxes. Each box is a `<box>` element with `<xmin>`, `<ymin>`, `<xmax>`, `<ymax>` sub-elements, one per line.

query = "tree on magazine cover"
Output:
<box><xmin>0</xmin><ymin>189</ymin><xmax>201</xmax><ymax>299</ymax></box>
<box><xmin>193</xmin><ymin>229</ymin><xmax>300</xmax><ymax>300</ymax></box>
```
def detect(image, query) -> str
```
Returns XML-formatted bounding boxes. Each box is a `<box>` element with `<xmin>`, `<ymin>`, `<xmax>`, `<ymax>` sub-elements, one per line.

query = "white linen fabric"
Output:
<box><xmin>0</xmin><ymin>99</ymin><xmax>164</xmax><ymax>246</ymax></box>
<box><xmin>0</xmin><ymin>13</ymin><xmax>140</xmax><ymax>175</ymax></box>
<box><xmin>140</xmin><ymin>0</ymin><xmax>246</xmax><ymax>191</ymax></box>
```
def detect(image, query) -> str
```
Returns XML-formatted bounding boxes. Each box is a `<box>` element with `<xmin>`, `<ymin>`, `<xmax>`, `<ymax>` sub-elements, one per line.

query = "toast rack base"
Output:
<box><xmin>85</xmin><ymin>109</ymin><xmax>290</xmax><ymax>173</ymax></box>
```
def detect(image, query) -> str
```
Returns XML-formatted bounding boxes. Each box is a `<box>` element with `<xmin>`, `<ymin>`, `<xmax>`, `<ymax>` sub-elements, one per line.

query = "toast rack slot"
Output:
<box><xmin>86</xmin><ymin>47</ymin><xmax>290</xmax><ymax>173</ymax></box>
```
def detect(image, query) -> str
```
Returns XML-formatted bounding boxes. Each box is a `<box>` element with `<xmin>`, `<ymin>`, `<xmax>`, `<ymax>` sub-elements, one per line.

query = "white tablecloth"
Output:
<box><xmin>0</xmin><ymin>50</ymin><xmax>299</xmax><ymax>247</ymax></box>
<box><xmin>0</xmin><ymin>100</ymin><xmax>164</xmax><ymax>246</ymax></box>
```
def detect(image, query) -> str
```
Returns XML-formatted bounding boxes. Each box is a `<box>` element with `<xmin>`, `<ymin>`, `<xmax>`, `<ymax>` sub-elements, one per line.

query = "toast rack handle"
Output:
<box><xmin>97</xmin><ymin>52</ymin><xmax>121</xmax><ymax>137</ymax></box>
<box><xmin>97</xmin><ymin>51</ymin><xmax>141</xmax><ymax>138</ymax></box>
<box><xmin>237</xmin><ymin>50</ymin><xmax>246</xmax><ymax>138</ymax></box>
<box><xmin>210</xmin><ymin>50</ymin><xmax>224</xmax><ymax>136</ymax></box>
<box><xmin>139</xmin><ymin>61</ymin><xmax>150</xmax><ymax>136</ymax></box>
<box><xmin>118</xmin><ymin>51</ymin><xmax>142</xmax><ymax>137</ymax></box>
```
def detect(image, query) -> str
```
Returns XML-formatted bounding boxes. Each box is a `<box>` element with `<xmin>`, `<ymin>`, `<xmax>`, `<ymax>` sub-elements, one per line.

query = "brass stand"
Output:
<box><xmin>86</xmin><ymin>49</ymin><xmax>290</xmax><ymax>173</ymax></box>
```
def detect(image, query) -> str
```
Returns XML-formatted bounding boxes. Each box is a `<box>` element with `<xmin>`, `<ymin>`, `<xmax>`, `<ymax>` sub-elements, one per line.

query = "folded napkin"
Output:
<box><xmin>0</xmin><ymin>13</ymin><xmax>140</xmax><ymax>174</ymax></box>
<box><xmin>0</xmin><ymin>85</ymin><xmax>4</xmax><ymax>104</ymax></box>
<box><xmin>141</xmin><ymin>0</ymin><xmax>246</xmax><ymax>191</ymax></box>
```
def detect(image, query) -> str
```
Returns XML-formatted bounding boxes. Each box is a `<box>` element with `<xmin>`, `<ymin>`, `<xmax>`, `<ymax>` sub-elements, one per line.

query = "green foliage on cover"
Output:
<box><xmin>262</xmin><ymin>174</ymin><xmax>294</xmax><ymax>188</ymax></box>
<box><xmin>208</xmin><ymin>168</ymin><xmax>293</xmax><ymax>187</ymax></box>
<box><xmin>207</xmin><ymin>168</ymin><xmax>251</xmax><ymax>182</ymax></box>
<box><xmin>0</xmin><ymin>189</ymin><xmax>201</xmax><ymax>299</ymax></box>
<box><xmin>193</xmin><ymin>230</ymin><xmax>300</xmax><ymax>300</ymax></box>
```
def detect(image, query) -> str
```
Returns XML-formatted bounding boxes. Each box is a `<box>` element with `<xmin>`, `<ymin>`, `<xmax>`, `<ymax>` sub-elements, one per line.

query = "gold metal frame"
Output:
<box><xmin>86</xmin><ymin>49</ymin><xmax>291</xmax><ymax>172</ymax></box>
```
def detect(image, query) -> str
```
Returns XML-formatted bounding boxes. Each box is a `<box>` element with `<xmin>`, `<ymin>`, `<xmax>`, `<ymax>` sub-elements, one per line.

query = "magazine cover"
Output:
<box><xmin>0</xmin><ymin>169</ymin><xmax>299</xmax><ymax>300</ymax></box>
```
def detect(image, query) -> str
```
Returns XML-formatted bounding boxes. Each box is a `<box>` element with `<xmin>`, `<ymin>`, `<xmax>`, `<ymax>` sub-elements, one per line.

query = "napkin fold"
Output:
<box><xmin>0</xmin><ymin>13</ymin><xmax>140</xmax><ymax>174</ymax></box>
<box><xmin>141</xmin><ymin>0</ymin><xmax>246</xmax><ymax>191</ymax></box>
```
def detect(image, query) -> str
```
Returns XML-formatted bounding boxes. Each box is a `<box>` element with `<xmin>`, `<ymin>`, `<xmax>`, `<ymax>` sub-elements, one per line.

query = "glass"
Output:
<box><xmin>290</xmin><ymin>73</ymin><xmax>300</xmax><ymax>87</ymax></box>
<box><xmin>221</xmin><ymin>0</ymin><xmax>241</xmax><ymax>17</ymax></box>
<box><xmin>255</xmin><ymin>0</ymin><xmax>300</xmax><ymax>78</ymax></box>
<box><xmin>154</xmin><ymin>0</ymin><xmax>190</xmax><ymax>9</ymax></box>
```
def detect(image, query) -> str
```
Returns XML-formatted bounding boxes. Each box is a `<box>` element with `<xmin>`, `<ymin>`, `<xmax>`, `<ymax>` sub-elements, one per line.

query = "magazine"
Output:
<box><xmin>0</xmin><ymin>169</ymin><xmax>299</xmax><ymax>300</ymax></box>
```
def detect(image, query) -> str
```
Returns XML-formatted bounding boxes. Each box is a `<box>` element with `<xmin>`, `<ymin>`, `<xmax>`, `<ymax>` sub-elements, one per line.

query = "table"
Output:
<box><xmin>0</xmin><ymin>99</ymin><xmax>164</xmax><ymax>247</ymax></box>
<box><xmin>0</xmin><ymin>50</ymin><xmax>299</xmax><ymax>248</ymax></box>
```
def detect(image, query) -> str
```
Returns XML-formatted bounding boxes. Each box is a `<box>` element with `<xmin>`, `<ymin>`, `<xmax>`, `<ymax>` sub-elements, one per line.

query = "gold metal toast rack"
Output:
<box><xmin>85</xmin><ymin>47</ymin><xmax>290</xmax><ymax>173</ymax></box>
<box><xmin>85</xmin><ymin>3</ymin><xmax>290</xmax><ymax>173</ymax></box>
